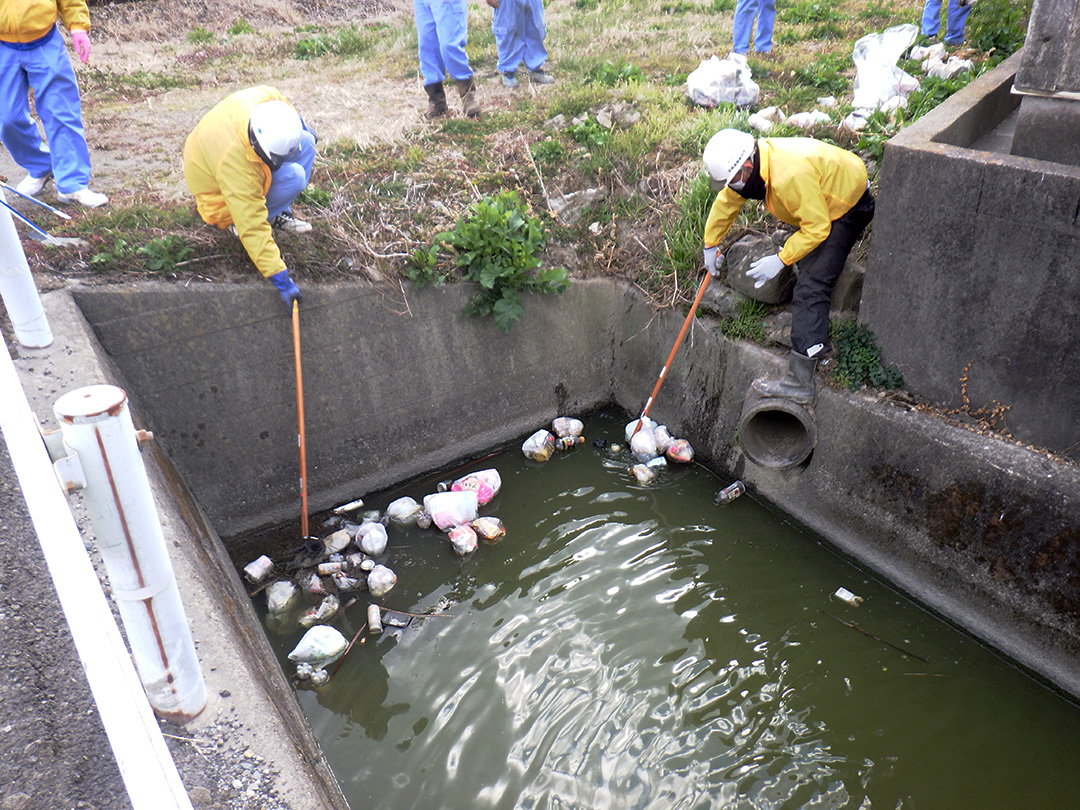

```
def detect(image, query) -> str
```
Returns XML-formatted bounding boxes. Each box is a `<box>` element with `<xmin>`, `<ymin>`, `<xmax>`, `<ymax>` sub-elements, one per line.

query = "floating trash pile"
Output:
<box><xmin>240</xmin><ymin>414</ymin><xmax>710</xmax><ymax>687</ymax></box>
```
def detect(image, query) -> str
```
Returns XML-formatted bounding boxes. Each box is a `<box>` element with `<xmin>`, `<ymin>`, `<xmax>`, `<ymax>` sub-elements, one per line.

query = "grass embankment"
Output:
<box><xmin>40</xmin><ymin>0</ymin><xmax>1031</xmax><ymax>335</ymax></box>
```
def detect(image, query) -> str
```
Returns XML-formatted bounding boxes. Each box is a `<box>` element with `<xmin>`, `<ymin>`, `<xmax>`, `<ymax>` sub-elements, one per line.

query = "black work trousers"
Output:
<box><xmin>789</xmin><ymin>188</ymin><xmax>875</xmax><ymax>355</ymax></box>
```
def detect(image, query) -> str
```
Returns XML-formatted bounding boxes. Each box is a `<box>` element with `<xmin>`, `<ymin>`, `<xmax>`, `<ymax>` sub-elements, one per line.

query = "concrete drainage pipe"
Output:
<box><xmin>738</xmin><ymin>390</ymin><xmax>817</xmax><ymax>469</ymax></box>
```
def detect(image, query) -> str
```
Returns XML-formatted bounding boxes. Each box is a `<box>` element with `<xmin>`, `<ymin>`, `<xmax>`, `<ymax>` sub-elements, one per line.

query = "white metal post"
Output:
<box><xmin>53</xmin><ymin>384</ymin><xmax>207</xmax><ymax>721</ymax></box>
<box><xmin>0</xmin><ymin>192</ymin><xmax>52</xmax><ymax>348</ymax></box>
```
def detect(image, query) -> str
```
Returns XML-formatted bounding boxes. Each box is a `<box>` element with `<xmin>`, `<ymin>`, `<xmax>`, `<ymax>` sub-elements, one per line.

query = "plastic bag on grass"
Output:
<box><xmin>851</xmin><ymin>24</ymin><xmax>919</xmax><ymax>110</ymax></box>
<box><xmin>687</xmin><ymin>53</ymin><xmax>759</xmax><ymax>109</ymax></box>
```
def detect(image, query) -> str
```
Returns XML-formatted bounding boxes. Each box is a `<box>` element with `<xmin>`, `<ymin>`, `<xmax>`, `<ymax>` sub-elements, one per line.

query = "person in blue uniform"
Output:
<box><xmin>414</xmin><ymin>0</ymin><xmax>480</xmax><ymax>119</ymax></box>
<box><xmin>732</xmin><ymin>0</ymin><xmax>775</xmax><ymax>55</ymax></box>
<box><xmin>920</xmin><ymin>0</ymin><xmax>974</xmax><ymax>47</ymax></box>
<box><xmin>0</xmin><ymin>0</ymin><xmax>108</xmax><ymax>207</ymax></box>
<box><xmin>487</xmin><ymin>0</ymin><xmax>554</xmax><ymax>88</ymax></box>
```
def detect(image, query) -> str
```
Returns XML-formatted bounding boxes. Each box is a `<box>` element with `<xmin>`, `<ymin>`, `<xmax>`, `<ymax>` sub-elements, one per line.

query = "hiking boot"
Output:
<box><xmin>16</xmin><ymin>172</ymin><xmax>51</xmax><ymax>197</ymax></box>
<box><xmin>454</xmin><ymin>77</ymin><xmax>481</xmax><ymax>118</ymax></box>
<box><xmin>529</xmin><ymin>69</ymin><xmax>555</xmax><ymax>85</ymax></box>
<box><xmin>423</xmin><ymin>82</ymin><xmax>448</xmax><ymax>119</ymax></box>
<box><xmin>271</xmin><ymin>211</ymin><xmax>312</xmax><ymax>233</ymax></box>
<box><xmin>502</xmin><ymin>72</ymin><xmax>519</xmax><ymax>88</ymax></box>
<box><xmin>57</xmin><ymin>187</ymin><xmax>108</xmax><ymax>208</ymax></box>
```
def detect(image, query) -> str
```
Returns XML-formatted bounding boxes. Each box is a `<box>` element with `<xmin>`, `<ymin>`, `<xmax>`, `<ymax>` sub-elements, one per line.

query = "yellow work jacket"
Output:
<box><xmin>0</xmin><ymin>0</ymin><xmax>89</xmax><ymax>42</ymax></box>
<box><xmin>704</xmin><ymin>137</ymin><xmax>868</xmax><ymax>266</ymax></box>
<box><xmin>182</xmin><ymin>86</ymin><xmax>294</xmax><ymax>278</ymax></box>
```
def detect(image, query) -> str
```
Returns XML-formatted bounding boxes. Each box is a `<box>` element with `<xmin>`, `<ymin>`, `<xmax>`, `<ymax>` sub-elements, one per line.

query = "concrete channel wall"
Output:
<box><xmin>863</xmin><ymin>51</ymin><xmax>1080</xmax><ymax>460</ymax></box>
<box><xmin>70</xmin><ymin>278</ymin><xmax>1080</xmax><ymax>710</ymax></box>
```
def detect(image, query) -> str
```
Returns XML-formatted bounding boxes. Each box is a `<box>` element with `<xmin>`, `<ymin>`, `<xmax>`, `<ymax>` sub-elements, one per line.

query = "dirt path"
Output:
<box><xmin>0</xmin><ymin>0</ymin><xmax>515</xmax><ymax>204</ymax></box>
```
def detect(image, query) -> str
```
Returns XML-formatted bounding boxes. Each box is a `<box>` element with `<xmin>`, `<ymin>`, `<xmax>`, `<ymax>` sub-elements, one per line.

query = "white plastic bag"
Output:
<box><xmin>423</xmin><ymin>490</ymin><xmax>480</xmax><ymax>530</ymax></box>
<box><xmin>368</xmin><ymin>564</ymin><xmax>397</xmax><ymax>598</ymax></box>
<box><xmin>687</xmin><ymin>53</ymin><xmax>760</xmax><ymax>109</ymax></box>
<box><xmin>851</xmin><ymin>24</ymin><xmax>919</xmax><ymax>110</ymax></box>
<box><xmin>288</xmin><ymin>625</ymin><xmax>348</xmax><ymax>669</ymax></box>
<box><xmin>386</xmin><ymin>496</ymin><xmax>421</xmax><ymax>523</ymax></box>
<box><xmin>522</xmin><ymin>429</ymin><xmax>555</xmax><ymax>462</ymax></box>
<box><xmin>357</xmin><ymin>522</ymin><xmax>388</xmax><ymax>556</ymax></box>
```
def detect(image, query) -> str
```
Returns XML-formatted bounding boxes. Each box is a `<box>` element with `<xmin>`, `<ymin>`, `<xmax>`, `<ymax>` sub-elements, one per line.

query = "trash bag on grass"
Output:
<box><xmin>851</xmin><ymin>24</ymin><xmax>919</xmax><ymax>110</ymax></box>
<box><xmin>687</xmin><ymin>53</ymin><xmax>759</xmax><ymax>109</ymax></box>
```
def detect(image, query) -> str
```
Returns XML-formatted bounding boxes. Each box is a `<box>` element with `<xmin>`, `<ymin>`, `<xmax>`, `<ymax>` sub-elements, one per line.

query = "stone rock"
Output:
<box><xmin>699</xmin><ymin>283</ymin><xmax>746</xmax><ymax>318</ymax></box>
<box><xmin>830</xmin><ymin>261</ymin><xmax>865</xmax><ymax>313</ymax></box>
<box><xmin>725</xmin><ymin>234</ymin><xmax>796</xmax><ymax>304</ymax></box>
<box><xmin>547</xmin><ymin>187</ymin><xmax>607</xmax><ymax>226</ymax></box>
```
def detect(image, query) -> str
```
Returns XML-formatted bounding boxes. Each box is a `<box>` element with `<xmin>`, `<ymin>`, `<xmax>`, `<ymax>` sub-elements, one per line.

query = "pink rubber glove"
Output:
<box><xmin>71</xmin><ymin>29</ymin><xmax>91</xmax><ymax>64</ymax></box>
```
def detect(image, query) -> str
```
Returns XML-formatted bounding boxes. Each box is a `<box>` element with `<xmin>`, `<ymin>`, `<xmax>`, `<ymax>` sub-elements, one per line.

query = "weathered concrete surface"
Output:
<box><xmin>72</xmin><ymin>281</ymin><xmax>620</xmax><ymax>540</ymax></box>
<box><xmin>1013</xmin><ymin>0</ymin><xmax>1080</xmax><ymax>96</ymax></box>
<box><xmin>862</xmin><ymin>50</ymin><xmax>1080</xmax><ymax>460</ymax></box>
<box><xmin>14</xmin><ymin>292</ymin><xmax>349</xmax><ymax>810</ymax></box>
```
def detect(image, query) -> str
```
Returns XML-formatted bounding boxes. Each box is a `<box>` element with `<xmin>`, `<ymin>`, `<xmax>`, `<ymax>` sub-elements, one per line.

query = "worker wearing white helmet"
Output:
<box><xmin>702</xmin><ymin>129</ymin><xmax>875</xmax><ymax>403</ymax></box>
<box><xmin>183</xmin><ymin>86</ymin><xmax>317</xmax><ymax>308</ymax></box>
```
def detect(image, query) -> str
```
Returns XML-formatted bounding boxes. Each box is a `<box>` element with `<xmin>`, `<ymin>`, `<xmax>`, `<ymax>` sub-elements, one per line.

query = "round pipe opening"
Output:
<box><xmin>739</xmin><ymin>393</ymin><xmax>817</xmax><ymax>469</ymax></box>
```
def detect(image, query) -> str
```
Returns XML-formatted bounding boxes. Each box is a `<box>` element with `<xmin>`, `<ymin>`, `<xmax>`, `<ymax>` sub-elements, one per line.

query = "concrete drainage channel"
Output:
<box><xmin>10</xmin><ymin>278</ymin><xmax>1080</xmax><ymax>806</ymax></box>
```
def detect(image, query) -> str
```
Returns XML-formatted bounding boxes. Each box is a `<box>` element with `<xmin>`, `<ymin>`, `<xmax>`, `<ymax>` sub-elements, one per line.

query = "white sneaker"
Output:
<box><xmin>16</xmin><ymin>173</ymin><xmax>51</xmax><ymax>197</ymax></box>
<box><xmin>57</xmin><ymin>187</ymin><xmax>109</xmax><ymax>208</ymax></box>
<box><xmin>271</xmin><ymin>211</ymin><xmax>312</xmax><ymax>233</ymax></box>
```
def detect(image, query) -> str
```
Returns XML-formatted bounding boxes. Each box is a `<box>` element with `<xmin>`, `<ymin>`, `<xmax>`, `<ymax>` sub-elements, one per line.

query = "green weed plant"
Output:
<box><xmin>827</xmin><ymin>319</ymin><xmax>903</xmax><ymax>391</ymax></box>
<box><xmin>719</xmin><ymin>297</ymin><xmax>769</xmax><ymax>342</ymax></box>
<box><xmin>406</xmin><ymin>191</ymin><xmax>569</xmax><ymax>332</ymax></box>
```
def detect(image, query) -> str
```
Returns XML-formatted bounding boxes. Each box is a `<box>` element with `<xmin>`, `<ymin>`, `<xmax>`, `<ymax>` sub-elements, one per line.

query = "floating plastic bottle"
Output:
<box><xmin>555</xmin><ymin>435</ymin><xmax>585</xmax><ymax>451</ymax></box>
<box><xmin>714</xmin><ymin>480</ymin><xmax>745</xmax><ymax>505</ymax></box>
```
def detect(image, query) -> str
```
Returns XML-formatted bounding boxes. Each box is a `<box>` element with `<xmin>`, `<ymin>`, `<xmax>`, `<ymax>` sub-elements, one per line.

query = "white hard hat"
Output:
<box><xmin>249</xmin><ymin>100</ymin><xmax>303</xmax><ymax>170</ymax></box>
<box><xmin>702</xmin><ymin>129</ymin><xmax>756</xmax><ymax>186</ymax></box>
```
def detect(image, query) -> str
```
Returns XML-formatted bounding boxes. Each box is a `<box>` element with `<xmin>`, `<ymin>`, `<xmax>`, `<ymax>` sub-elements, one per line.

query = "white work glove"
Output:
<box><xmin>703</xmin><ymin>246</ymin><xmax>722</xmax><ymax>276</ymax></box>
<box><xmin>747</xmin><ymin>253</ymin><xmax>786</xmax><ymax>288</ymax></box>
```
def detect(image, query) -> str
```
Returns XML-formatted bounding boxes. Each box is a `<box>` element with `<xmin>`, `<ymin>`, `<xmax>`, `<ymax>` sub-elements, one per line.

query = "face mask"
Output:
<box><xmin>728</xmin><ymin>177</ymin><xmax>746</xmax><ymax>191</ymax></box>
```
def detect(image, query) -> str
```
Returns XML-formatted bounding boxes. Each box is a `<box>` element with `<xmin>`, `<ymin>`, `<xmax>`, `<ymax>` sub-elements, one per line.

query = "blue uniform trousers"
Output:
<box><xmin>493</xmin><ymin>0</ymin><xmax>548</xmax><ymax>74</ymax></box>
<box><xmin>265</xmin><ymin>130</ymin><xmax>316</xmax><ymax>221</ymax></box>
<box><xmin>921</xmin><ymin>0</ymin><xmax>972</xmax><ymax>46</ymax></box>
<box><xmin>414</xmin><ymin>0</ymin><xmax>474</xmax><ymax>84</ymax></box>
<box><xmin>0</xmin><ymin>26</ymin><xmax>92</xmax><ymax>193</ymax></box>
<box><xmin>733</xmin><ymin>0</ymin><xmax>775</xmax><ymax>54</ymax></box>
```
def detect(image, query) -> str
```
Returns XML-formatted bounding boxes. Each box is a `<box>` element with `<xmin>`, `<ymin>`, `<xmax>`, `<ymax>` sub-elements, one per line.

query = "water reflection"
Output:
<box><xmin>249</xmin><ymin>412</ymin><xmax>1080</xmax><ymax>810</ymax></box>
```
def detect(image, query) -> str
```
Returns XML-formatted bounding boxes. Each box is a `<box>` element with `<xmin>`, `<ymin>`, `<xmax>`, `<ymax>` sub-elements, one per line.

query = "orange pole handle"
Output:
<box><xmin>291</xmin><ymin>300</ymin><xmax>309</xmax><ymax>538</ymax></box>
<box><xmin>631</xmin><ymin>272</ymin><xmax>712</xmax><ymax>438</ymax></box>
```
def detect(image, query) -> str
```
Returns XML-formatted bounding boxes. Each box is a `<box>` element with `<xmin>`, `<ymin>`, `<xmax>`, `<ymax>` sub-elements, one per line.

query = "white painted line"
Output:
<box><xmin>0</xmin><ymin>345</ymin><xmax>194</xmax><ymax>810</ymax></box>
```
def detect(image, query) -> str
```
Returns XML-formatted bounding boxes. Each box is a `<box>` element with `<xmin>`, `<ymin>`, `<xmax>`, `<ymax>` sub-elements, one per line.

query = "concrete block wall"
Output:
<box><xmin>862</xmin><ymin>51</ymin><xmax>1080</xmax><ymax>459</ymax></box>
<box><xmin>73</xmin><ymin>280</ymin><xmax>621</xmax><ymax>538</ymax></box>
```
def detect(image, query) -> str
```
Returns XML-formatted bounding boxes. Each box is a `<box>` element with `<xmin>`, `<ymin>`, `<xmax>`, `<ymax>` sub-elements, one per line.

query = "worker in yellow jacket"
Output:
<box><xmin>183</xmin><ymin>86</ymin><xmax>316</xmax><ymax>307</ymax></box>
<box><xmin>702</xmin><ymin>130</ymin><xmax>875</xmax><ymax>403</ymax></box>
<box><xmin>0</xmin><ymin>0</ymin><xmax>108</xmax><ymax>207</ymax></box>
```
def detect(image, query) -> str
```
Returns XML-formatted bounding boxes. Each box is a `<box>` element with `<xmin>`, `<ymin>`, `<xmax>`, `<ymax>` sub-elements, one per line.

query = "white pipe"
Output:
<box><xmin>54</xmin><ymin>384</ymin><xmax>207</xmax><ymax>721</ymax></box>
<box><xmin>0</xmin><ymin>350</ymin><xmax>193</xmax><ymax>809</ymax></box>
<box><xmin>0</xmin><ymin>192</ymin><xmax>52</xmax><ymax>348</ymax></box>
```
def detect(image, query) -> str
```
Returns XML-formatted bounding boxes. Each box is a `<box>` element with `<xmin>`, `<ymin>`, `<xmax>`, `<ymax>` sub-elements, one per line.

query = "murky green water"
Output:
<box><xmin>245</xmin><ymin>410</ymin><xmax>1080</xmax><ymax>809</ymax></box>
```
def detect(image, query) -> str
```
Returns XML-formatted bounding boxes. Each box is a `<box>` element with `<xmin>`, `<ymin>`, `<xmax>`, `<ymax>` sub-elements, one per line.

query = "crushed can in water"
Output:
<box><xmin>714</xmin><ymin>480</ymin><xmax>745</xmax><ymax>505</ymax></box>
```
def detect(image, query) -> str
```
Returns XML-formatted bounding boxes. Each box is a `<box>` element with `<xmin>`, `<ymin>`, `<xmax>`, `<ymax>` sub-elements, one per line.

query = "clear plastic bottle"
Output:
<box><xmin>714</xmin><ymin>480</ymin><xmax>745</xmax><ymax>505</ymax></box>
<box><xmin>555</xmin><ymin>435</ymin><xmax>585</xmax><ymax>451</ymax></box>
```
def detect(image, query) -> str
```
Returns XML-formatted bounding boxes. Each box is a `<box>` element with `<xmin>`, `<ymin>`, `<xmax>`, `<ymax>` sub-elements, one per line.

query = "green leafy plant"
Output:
<box><xmin>566</xmin><ymin>116</ymin><xmax>611</xmax><ymax>151</ymax></box>
<box><xmin>294</xmin><ymin>25</ymin><xmax>377</xmax><ymax>59</ymax></box>
<box><xmin>710</xmin><ymin>0</ymin><xmax>736</xmax><ymax>11</ymax></box>
<box><xmin>963</xmin><ymin>0</ymin><xmax>1031</xmax><ymax>60</ymax></box>
<box><xmin>90</xmin><ymin>238</ymin><xmax>132</xmax><ymax>270</ymax></box>
<box><xmin>827</xmin><ymin>319</ymin><xmax>903</xmax><ymax>391</ymax></box>
<box><xmin>530</xmin><ymin>138</ymin><xmax>566</xmax><ymax>165</ymax></box>
<box><xmin>585</xmin><ymin>60</ymin><xmax>644</xmax><ymax>87</ymax></box>
<box><xmin>660</xmin><ymin>171</ymin><xmax>715</xmax><ymax>283</ymax></box>
<box><xmin>187</xmin><ymin>26</ymin><xmax>214</xmax><ymax>44</ymax></box>
<box><xmin>407</xmin><ymin>191</ymin><xmax>569</xmax><ymax>332</ymax></box>
<box><xmin>298</xmin><ymin>186</ymin><xmax>332</xmax><ymax>207</ymax></box>
<box><xmin>137</xmin><ymin>236</ymin><xmax>194</xmax><ymax>273</ymax></box>
<box><xmin>793</xmin><ymin>53</ymin><xmax>849</xmax><ymax>94</ymax></box>
<box><xmin>719</xmin><ymin>297</ymin><xmax>769</xmax><ymax>342</ymax></box>
<box><xmin>228</xmin><ymin>18</ymin><xmax>255</xmax><ymax>36</ymax></box>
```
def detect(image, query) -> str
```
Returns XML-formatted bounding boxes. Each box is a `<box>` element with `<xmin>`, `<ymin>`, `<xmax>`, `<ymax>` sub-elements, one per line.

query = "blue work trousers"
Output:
<box><xmin>414</xmin><ymin>0</ymin><xmax>474</xmax><ymax>85</ymax></box>
<box><xmin>733</xmin><ymin>0</ymin><xmax>775</xmax><ymax>54</ymax></box>
<box><xmin>0</xmin><ymin>27</ymin><xmax>92</xmax><ymax>193</ymax></box>
<box><xmin>265</xmin><ymin>130</ymin><xmax>316</xmax><ymax>221</ymax></box>
<box><xmin>921</xmin><ymin>0</ymin><xmax>972</xmax><ymax>45</ymax></box>
<box><xmin>493</xmin><ymin>0</ymin><xmax>548</xmax><ymax>74</ymax></box>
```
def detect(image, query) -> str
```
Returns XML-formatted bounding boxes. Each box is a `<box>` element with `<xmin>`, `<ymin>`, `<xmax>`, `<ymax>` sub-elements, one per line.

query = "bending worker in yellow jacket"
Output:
<box><xmin>183</xmin><ymin>86</ymin><xmax>316</xmax><ymax>307</ymax></box>
<box><xmin>702</xmin><ymin>130</ymin><xmax>875</xmax><ymax>403</ymax></box>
